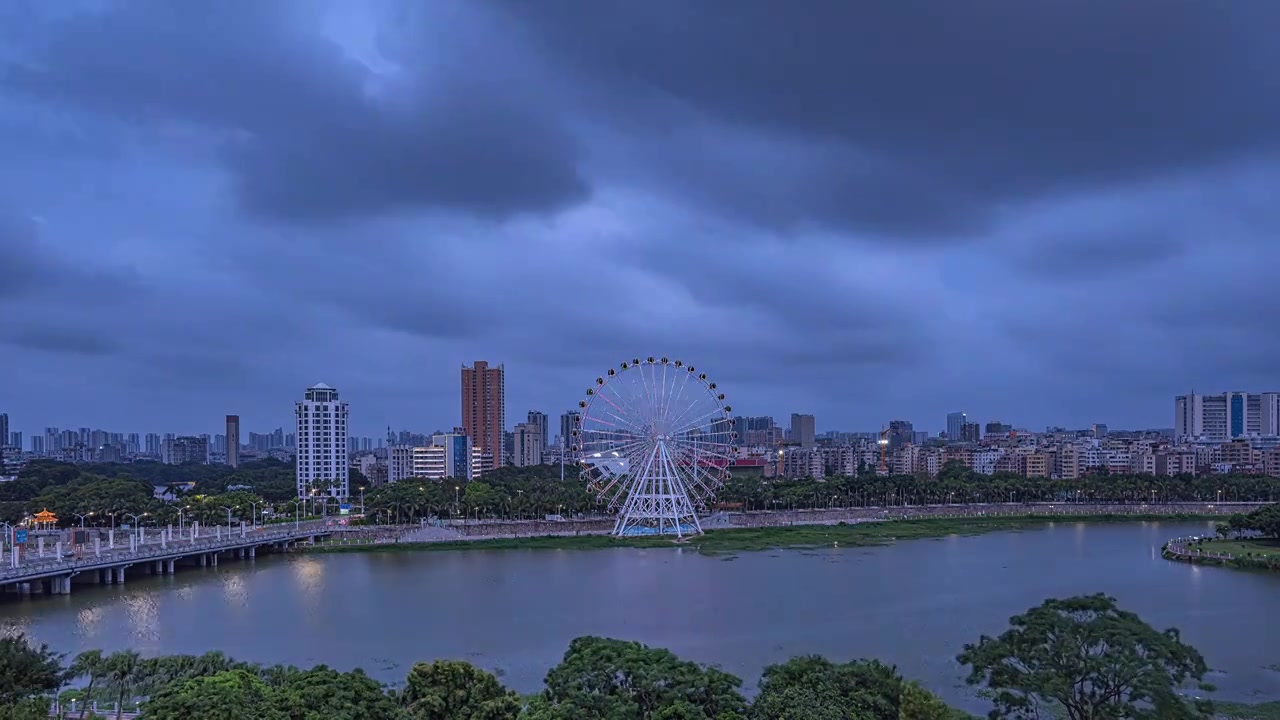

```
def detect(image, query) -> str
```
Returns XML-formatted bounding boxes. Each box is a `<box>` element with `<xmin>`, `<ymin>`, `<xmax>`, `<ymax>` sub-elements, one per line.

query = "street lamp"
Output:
<box><xmin>125</xmin><ymin>513</ymin><xmax>148</xmax><ymax>539</ymax></box>
<box><xmin>74</xmin><ymin>512</ymin><xmax>94</xmax><ymax>528</ymax></box>
<box><xmin>221</xmin><ymin>506</ymin><xmax>235</xmax><ymax>533</ymax></box>
<box><xmin>248</xmin><ymin>502</ymin><xmax>260</xmax><ymax>529</ymax></box>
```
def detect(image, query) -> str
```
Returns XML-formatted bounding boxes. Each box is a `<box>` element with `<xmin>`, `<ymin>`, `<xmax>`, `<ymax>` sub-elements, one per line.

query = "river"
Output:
<box><xmin>2</xmin><ymin>520</ymin><xmax>1277</xmax><ymax>711</ymax></box>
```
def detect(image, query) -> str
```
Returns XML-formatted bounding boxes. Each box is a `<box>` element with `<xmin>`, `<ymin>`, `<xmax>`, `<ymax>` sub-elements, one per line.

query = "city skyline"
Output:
<box><xmin>4</xmin><ymin>3</ymin><xmax>1279</xmax><ymax>438</ymax></box>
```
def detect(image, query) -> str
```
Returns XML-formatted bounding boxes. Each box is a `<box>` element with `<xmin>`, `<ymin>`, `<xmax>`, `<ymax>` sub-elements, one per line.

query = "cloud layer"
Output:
<box><xmin>2</xmin><ymin>0</ymin><xmax>1278</xmax><ymax>437</ymax></box>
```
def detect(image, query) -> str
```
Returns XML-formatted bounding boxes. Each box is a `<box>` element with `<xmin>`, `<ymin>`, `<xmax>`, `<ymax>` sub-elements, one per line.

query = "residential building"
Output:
<box><xmin>0</xmin><ymin>414</ymin><xmax>7</xmax><ymax>447</ymax></box>
<box><xmin>527</xmin><ymin>411</ymin><xmax>549</xmax><ymax>449</ymax></box>
<box><xmin>781</xmin><ymin>446</ymin><xmax>823</xmax><ymax>479</ymax></box>
<box><xmin>225</xmin><ymin>415</ymin><xmax>240</xmax><ymax>468</ymax></box>
<box><xmin>789</xmin><ymin>414</ymin><xmax>816</xmax><ymax>448</ymax></box>
<box><xmin>558</xmin><ymin>411</ymin><xmax>580</xmax><ymax>455</ymax></box>
<box><xmin>512</xmin><ymin>422</ymin><xmax>543</xmax><ymax>467</ymax></box>
<box><xmin>295</xmin><ymin>382</ymin><xmax>349</xmax><ymax>500</ymax></box>
<box><xmin>1024</xmin><ymin>452</ymin><xmax>1049</xmax><ymax>478</ymax></box>
<box><xmin>388</xmin><ymin>444</ymin><xmax>415</xmax><ymax>483</ymax></box>
<box><xmin>162</xmin><ymin>436</ymin><xmax>208</xmax><ymax>465</ymax></box>
<box><xmin>461</xmin><ymin>361</ymin><xmax>505</xmax><ymax>466</ymax></box>
<box><xmin>735</xmin><ymin>416</ymin><xmax>781</xmax><ymax>447</ymax></box>
<box><xmin>887</xmin><ymin>420</ymin><xmax>914</xmax><ymax>450</ymax></box>
<box><xmin>960</xmin><ymin>422</ymin><xmax>981</xmax><ymax>442</ymax></box>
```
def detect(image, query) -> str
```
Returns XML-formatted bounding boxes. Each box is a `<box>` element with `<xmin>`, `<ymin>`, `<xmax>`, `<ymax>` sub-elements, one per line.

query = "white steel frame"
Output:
<box><xmin>574</xmin><ymin>357</ymin><xmax>736</xmax><ymax>538</ymax></box>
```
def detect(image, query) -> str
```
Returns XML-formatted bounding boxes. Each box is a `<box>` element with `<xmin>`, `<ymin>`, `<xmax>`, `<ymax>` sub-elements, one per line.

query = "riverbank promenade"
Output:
<box><xmin>305</xmin><ymin>500</ymin><xmax>1273</xmax><ymax>549</ymax></box>
<box><xmin>0</xmin><ymin>519</ymin><xmax>342</xmax><ymax>596</ymax></box>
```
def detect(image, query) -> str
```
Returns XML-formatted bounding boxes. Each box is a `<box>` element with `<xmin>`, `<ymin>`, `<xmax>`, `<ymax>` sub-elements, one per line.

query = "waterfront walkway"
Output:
<box><xmin>299</xmin><ymin>501</ymin><xmax>1273</xmax><ymax>550</ymax></box>
<box><xmin>1</xmin><ymin>520</ymin><xmax>340</xmax><ymax>596</ymax></box>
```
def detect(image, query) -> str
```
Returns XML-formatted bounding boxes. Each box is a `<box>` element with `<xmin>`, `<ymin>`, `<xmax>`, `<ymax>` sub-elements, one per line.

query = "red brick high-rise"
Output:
<box><xmin>461</xmin><ymin>361</ymin><xmax>505</xmax><ymax>467</ymax></box>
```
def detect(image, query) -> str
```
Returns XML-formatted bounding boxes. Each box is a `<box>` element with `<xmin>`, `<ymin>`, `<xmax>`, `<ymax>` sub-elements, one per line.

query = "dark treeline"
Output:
<box><xmin>0</xmin><ymin>594</ymin><xmax>1219</xmax><ymax>719</ymax></box>
<box><xmin>4</xmin><ymin>459</ymin><xmax>1276</xmax><ymax>528</ymax></box>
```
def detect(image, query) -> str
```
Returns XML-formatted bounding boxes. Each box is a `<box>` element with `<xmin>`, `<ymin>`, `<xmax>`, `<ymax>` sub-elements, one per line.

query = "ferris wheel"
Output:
<box><xmin>573</xmin><ymin>356</ymin><xmax>737</xmax><ymax>537</ymax></box>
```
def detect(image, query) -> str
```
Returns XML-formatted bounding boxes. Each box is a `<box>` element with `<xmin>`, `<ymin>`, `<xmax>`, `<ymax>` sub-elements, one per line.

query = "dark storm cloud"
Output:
<box><xmin>3</xmin><ymin>0</ymin><xmax>1279</xmax><ymax>435</ymax></box>
<box><xmin>4</xmin><ymin>0</ymin><xmax>588</xmax><ymax>224</ymax></box>
<box><xmin>0</xmin><ymin>326</ymin><xmax>117</xmax><ymax>356</ymax></box>
<box><xmin>0</xmin><ymin>212</ymin><xmax>143</xmax><ymax>301</ymax></box>
<box><xmin>1014</xmin><ymin>230</ymin><xmax>1185</xmax><ymax>280</ymax></box>
<box><xmin>505</xmin><ymin>0</ymin><xmax>1280</xmax><ymax>237</ymax></box>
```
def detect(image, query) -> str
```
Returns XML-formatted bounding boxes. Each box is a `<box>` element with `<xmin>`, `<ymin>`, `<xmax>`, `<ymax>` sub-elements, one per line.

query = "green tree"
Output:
<box><xmin>103</xmin><ymin>650</ymin><xmax>145</xmax><ymax>720</ymax></box>
<box><xmin>141</xmin><ymin>669</ymin><xmax>286</xmax><ymax>720</ymax></box>
<box><xmin>274</xmin><ymin>665</ymin><xmax>400</xmax><ymax>720</ymax></box>
<box><xmin>528</xmin><ymin>636</ymin><xmax>747</xmax><ymax>720</ymax></box>
<box><xmin>899</xmin><ymin>682</ymin><xmax>964</xmax><ymax>720</ymax></box>
<box><xmin>400</xmin><ymin>660</ymin><xmax>519</xmax><ymax>720</ymax></box>
<box><xmin>750</xmin><ymin>656</ymin><xmax>903</xmax><ymax>720</ymax></box>
<box><xmin>0</xmin><ymin>634</ymin><xmax>65</xmax><ymax>710</ymax></box>
<box><xmin>957</xmin><ymin>594</ymin><xmax>1212</xmax><ymax>720</ymax></box>
<box><xmin>68</xmin><ymin>649</ymin><xmax>107</xmax><ymax>718</ymax></box>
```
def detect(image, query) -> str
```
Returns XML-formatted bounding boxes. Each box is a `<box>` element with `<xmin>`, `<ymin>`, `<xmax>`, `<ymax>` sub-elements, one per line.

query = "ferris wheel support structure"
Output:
<box><xmin>574</xmin><ymin>356</ymin><xmax>736</xmax><ymax>538</ymax></box>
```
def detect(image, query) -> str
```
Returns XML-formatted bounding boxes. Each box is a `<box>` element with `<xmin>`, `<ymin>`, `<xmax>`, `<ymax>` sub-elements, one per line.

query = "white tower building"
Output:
<box><xmin>296</xmin><ymin>383</ymin><xmax>349</xmax><ymax>500</ymax></box>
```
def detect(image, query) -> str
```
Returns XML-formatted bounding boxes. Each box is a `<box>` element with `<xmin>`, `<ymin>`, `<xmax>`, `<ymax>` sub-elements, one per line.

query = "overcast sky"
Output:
<box><xmin>2</xmin><ymin>0</ymin><xmax>1279</xmax><ymax>439</ymax></box>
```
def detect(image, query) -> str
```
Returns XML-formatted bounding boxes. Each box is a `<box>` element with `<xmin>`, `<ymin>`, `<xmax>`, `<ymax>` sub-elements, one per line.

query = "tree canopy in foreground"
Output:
<box><xmin>0</xmin><ymin>593</ymin><xmax>1225</xmax><ymax>719</ymax></box>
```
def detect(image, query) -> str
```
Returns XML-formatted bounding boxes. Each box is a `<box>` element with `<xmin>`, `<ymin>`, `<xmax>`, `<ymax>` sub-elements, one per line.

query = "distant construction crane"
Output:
<box><xmin>878</xmin><ymin>426</ymin><xmax>889</xmax><ymax>475</ymax></box>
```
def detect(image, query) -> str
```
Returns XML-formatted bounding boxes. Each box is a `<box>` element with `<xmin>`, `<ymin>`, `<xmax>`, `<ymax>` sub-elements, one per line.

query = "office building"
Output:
<box><xmin>789</xmin><ymin>413</ymin><xmax>816</xmax><ymax>448</ymax></box>
<box><xmin>1176</xmin><ymin>392</ymin><xmax>1280</xmax><ymax>441</ymax></box>
<box><xmin>296</xmin><ymin>382</ymin><xmax>349</xmax><ymax>499</ymax></box>
<box><xmin>226</xmin><ymin>415</ymin><xmax>240</xmax><ymax>468</ymax></box>
<box><xmin>513</xmin><ymin>422</ymin><xmax>543</xmax><ymax>467</ymax></box>
<box><xmin>461</xmin><ymin>361</ymin><xmax>505</xmax><ymax>466</ymax></box>
<box><xmin>946</xmin><ymin>412</ymin><xmax>966</xmax><ymax>441</ymax></box>
<box><xmin>0</xmin><ymin>414</ymin><xmax>7</xmax><ymax>447</ymax></box>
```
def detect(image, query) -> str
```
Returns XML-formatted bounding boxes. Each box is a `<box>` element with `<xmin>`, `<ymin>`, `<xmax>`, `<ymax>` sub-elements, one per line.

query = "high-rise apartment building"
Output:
<box><xmin>558</xmin><ymin>411</ymin><xmax>580</xmax><ymax>450</ymax></box>
<box><xmin>789</xmin><ymin>413</ymin><xmax>816</xmax><ymax>448</ymax></box>
<box><xmin>9</xmin><ymin>431</ymin><xmax>22</xmax><ymax>450</ymax></box>
<box><xmin>461</xmin><ymin>361</ymin><xmax>505</xmax><ymax>466</ymax></box>
<box><xmin>513</xmin><ymin>422</ymin><xmax>544</xmax><ymax>467</ymax></box>
<box><xmin>226</xmin><ymin>415</ymin><xmax>240</xmax><ymax>468</ymax></box>
<box><xmin>162</xmin><ymin>436</ymin><xmax>209</xmax><ymax>464</ymax></box>
<box><xmin>887</xmin><ymin>420</ymin><xmax>914</xmax><ymax>450</ymax></box>
<box><xmin>946</xmin><ymin>412</ymin><xmax>966</xmax><ymax>441</ymax></box>
<box><xmin>527</xmin><ymin>411</ymin><xmax>549</xmax><ymax>449</ymax></box>
<box><xmin>1176</xmin><ymin>392</ymin><xmax>1280</xmax><ymax>441</ymax></box>
<box><xmin>0</xmin><ymin>414</ymin><xmax>8</xmax><ymax>448</ymax></box>
<box><xmin>296</xmin><ymin>383</ymin><xmax>349</xmax><ymax>499</ymax></box>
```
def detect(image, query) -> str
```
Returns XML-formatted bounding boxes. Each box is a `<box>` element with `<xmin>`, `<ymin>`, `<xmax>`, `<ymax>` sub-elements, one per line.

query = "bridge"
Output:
<box><xmin>1</xmin><ymin>520</ymin><xmax>338</xmax><ymax>597</ymax></box>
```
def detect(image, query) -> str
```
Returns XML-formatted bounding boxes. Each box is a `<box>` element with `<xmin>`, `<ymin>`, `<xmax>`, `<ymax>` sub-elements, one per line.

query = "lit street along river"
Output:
<box><xmin>2</xmin><ymin>520</ymin><xmax>1278</xmax><ymax>711</ymax></box>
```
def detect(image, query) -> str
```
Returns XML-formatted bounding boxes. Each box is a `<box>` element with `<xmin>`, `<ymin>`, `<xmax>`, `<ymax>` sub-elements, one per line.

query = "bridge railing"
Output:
<box><xmin>0</xmin><ymin>526</ymin><xmax>321</xmax><ymax>582</ymax></box>
<box><xmin>1164</xmin><ymin>535</ymin><xmax>1235</xmax><ymax>561</ymax></box>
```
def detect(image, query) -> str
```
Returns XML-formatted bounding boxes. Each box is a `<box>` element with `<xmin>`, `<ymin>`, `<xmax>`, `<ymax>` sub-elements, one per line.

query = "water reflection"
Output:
<box><xmin>76</xmin><ymin>606</ymin><xmax>104</xmax><ymax>642</ymax></box>
<box><xmin>122</xmin><ymin>594</ymin><xmax>160</xmax><ymax>642</ymax></box>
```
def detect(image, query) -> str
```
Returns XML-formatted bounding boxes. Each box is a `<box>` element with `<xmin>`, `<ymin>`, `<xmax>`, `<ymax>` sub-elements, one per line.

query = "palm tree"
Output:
<box><xmin>103</xmin><ymin>650</ymin><xmax>143</xmax><ymax>720</ymax></box>
<box><xmin>69</xmin><ymin>649</ymin><xmax>105</xmax><ymax>719</ymax></box>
